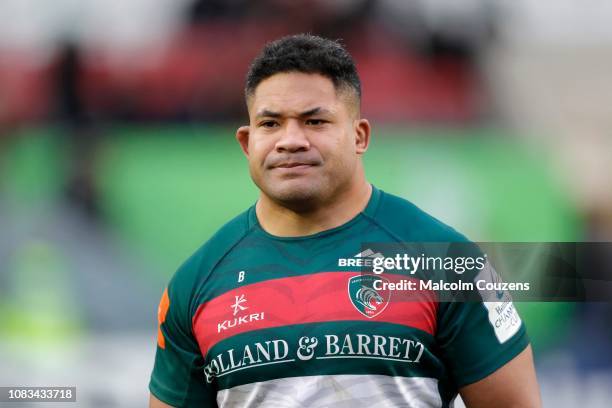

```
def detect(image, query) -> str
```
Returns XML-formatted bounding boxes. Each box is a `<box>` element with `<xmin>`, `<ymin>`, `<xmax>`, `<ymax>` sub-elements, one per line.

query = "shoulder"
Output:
<box><xmin>168</xmin><ymin>208</ymin><xmax>253</xmax><ymax>314</ymax></box>
<box><xmin>366</xmin><ymin>187</ymin><xmax>469</xmax><ymax>243</ymax></box>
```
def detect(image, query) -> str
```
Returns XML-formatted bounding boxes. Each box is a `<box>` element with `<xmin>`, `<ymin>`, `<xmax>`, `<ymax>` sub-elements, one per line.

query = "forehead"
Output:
<box><xmin>249</xmin><ymin>72</ymin><xmax>344</xmax><ymax>116</ymax></box>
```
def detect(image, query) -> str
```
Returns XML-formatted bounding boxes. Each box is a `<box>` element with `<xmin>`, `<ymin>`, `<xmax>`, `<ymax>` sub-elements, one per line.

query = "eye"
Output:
<box><xmin>306</xmin><ymin>119</ymin><xmax>327</xmax><ymax>126</ymax></box>
<box><xmin>260</xmin><ymin>120</ymin><xmax>279</xmax><ymax>128</ymax></box>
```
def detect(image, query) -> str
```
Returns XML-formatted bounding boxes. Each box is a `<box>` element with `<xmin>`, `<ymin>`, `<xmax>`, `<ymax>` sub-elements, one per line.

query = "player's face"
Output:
<box><xmin>237</xmin><ymin>72</ymin><xmax>368</xmax><ymax>210</ymax></box>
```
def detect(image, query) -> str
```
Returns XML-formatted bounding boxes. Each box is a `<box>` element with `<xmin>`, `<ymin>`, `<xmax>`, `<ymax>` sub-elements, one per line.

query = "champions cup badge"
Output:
<box><xmin>348</xmin><ymin>275</ymin><xmax>391</xmax><ymax>318</ymax></box>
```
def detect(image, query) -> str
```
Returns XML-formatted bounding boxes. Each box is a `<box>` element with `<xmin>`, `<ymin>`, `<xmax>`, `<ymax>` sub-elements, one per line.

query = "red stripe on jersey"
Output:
<box><xmin>192</xmin><ymin>272</ymin><xmax>437</xmax><ymax>355</ymax></box>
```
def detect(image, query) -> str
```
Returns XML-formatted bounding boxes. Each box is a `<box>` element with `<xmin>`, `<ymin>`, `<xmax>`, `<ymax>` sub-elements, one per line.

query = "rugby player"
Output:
<box><xmin>149</xmin><ymin>34</ymin><xmax>541</xmax><ymax>407</ymax></box>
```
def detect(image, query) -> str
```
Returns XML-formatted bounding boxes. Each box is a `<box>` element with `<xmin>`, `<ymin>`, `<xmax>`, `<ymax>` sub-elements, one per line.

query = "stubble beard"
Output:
<box><xmin>257</xmin><ymin>176</ymin><xmax>328</xmax><ymax>213</ymax></box>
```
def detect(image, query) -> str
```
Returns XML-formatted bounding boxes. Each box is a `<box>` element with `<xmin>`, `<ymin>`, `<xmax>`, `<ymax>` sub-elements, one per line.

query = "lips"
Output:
<box><xmin>266</xmin><ymin>155</ymin><xmax>322</xmax><ymax>170</ymax></box>
<box><xmin>275</xmin><ymin>162</ymin><xmax>314</xmax><ymax>168</ymax></box>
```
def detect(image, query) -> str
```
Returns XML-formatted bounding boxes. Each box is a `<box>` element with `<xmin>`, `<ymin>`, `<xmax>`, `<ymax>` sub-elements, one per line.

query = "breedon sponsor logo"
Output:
<box><xmin>338</xmin><ymin>248</ymin><xmax>384</xmax><ymax>268</ymax></box>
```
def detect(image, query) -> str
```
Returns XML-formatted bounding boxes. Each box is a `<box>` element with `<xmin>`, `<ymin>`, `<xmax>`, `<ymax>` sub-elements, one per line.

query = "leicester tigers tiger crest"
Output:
<box><xmin>348</xmin><ymin>275</ymin><xmax>391</xmax><ymax>318</ymax></box>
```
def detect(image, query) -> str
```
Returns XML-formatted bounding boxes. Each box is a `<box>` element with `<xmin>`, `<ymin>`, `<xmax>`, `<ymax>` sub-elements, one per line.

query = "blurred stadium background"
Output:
<box><xmin>0</xmin><ymin>0</ymin><xmax>611</xmax><ymax>407</ymax></box>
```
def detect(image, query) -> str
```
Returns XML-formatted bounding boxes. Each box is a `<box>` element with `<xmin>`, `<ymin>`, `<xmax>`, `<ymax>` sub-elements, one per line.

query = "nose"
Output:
<box><xmin>275</xmin><ymin>119</ymin><xmax>310</xmax><ymax>153</ymax></box>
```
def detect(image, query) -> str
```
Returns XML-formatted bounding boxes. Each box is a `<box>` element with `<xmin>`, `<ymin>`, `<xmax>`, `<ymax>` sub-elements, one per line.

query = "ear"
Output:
<box><xmin>354</xmin><ymin>119</ymin><xmax>371</xmax><ymax>155</ymax></box>
<box><xmin>236</xmin><ymin>126</ymin><xmax>250</xmax><ymax>157</ymax></box>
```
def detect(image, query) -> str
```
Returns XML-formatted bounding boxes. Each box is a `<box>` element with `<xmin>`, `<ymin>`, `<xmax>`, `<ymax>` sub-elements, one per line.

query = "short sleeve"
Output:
<box><xmin>436</xmin><ymin>281</ymin><xmax>529</xmax><ymax>387</ymax></box>
<box><xmin>149</xmin><ymin>271</ymin><xmax>216</xmax><ymax>407</ymax></box>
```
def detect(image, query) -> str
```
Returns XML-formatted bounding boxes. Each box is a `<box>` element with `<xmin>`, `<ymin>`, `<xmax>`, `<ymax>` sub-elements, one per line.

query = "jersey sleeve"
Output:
<box><xmin>367</xmin><ymin>189</ymin><xmax>531</xmax><ymax>388</ymax></box>
<box><xmin>149</xmin><ymin>263</ymin><xmax>217</xmax><ymax>407</ymax></box>
<box><xmin>435</xmin><ymin>265</ymin><xmax>530</xmax><ymax>387</ymax></box>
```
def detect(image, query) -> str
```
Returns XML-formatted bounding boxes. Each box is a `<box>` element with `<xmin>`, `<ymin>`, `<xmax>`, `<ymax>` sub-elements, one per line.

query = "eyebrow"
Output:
<box><xmin>255</xmin><ymin>107</ymin><xmax>331</xmax><ymax>119</ymax></box>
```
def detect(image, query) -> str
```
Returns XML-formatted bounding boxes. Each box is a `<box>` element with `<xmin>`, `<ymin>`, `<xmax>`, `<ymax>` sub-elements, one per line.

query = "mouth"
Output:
<box><xmin>273</xmin><ymin>162</ymin><xmax>316</xmax><ymax>169</ymax></box>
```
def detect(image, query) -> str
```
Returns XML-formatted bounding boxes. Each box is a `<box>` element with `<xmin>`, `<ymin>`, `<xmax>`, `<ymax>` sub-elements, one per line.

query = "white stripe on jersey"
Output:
<box><xmin>217</xmin><ymin>374</ymin><xmax>443</xmax><ymax>408</ymax></box>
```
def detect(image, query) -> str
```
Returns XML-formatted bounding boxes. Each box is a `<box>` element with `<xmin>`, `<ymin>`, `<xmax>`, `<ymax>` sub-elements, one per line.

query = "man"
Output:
<box><xmin>149</xmin><ymin>34</ymin><xmax>541</xmax><ymax>407</ymax></box>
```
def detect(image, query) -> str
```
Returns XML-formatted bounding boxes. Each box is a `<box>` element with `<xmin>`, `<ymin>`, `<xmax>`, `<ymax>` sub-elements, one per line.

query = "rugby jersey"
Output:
<box><xmin>150</xmin><ymin>185</ymin><xmax>528</xmax><ymax>407</ymax></box>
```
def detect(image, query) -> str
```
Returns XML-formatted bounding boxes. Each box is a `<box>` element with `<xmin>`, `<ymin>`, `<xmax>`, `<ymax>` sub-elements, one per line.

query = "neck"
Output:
<box><xmin>256</xmin><ymin>181</ymin><xmax>372</xmax><ymax>237</ymax></box>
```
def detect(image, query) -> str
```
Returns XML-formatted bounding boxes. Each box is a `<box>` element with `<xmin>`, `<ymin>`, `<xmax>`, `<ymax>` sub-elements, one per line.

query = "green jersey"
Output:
<box><xmin>150</xmin><ymin>186</ymin><xmax>528</xmax><ymax>407</ymax></box>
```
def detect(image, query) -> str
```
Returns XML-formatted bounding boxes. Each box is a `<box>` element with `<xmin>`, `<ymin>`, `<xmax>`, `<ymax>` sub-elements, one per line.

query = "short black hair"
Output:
<box><xmin>245</xmin><ymin>34</ymin><xmax>361</xmax><ymax>102</ymax></box>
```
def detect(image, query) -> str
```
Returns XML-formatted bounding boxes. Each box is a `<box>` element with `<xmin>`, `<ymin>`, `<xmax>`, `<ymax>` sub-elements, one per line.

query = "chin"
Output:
<box><xmin>268</xmin><ymin>182</ymin><xmax>326</xmax><ymax>210</ymax></box>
